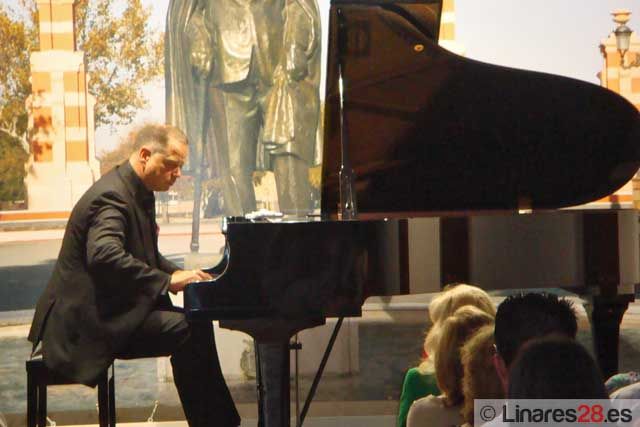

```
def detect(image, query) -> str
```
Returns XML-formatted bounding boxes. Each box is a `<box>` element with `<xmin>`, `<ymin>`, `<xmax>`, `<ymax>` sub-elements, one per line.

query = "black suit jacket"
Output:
<box><xmin>28</xmin><ymin>162</ymin><xmax>179</xmax><ymax>386</ymax></box>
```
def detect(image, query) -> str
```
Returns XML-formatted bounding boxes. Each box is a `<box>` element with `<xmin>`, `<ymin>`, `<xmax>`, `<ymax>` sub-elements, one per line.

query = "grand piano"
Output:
<box><xmin>184</xmin><ymin>1</ymin><xmax>640</xmax><ymax>426</ymax></box>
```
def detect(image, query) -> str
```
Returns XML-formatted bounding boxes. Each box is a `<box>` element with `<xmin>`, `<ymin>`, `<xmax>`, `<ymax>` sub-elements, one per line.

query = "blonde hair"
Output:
<box><xmin>461</xmin><ymin>325</ymin><xmax>504</xmax><ymax>424</ymax></box>
<box><xmin>434</xmin><ymin>305</ymin><xmax>494</xmax><ymax>407</ymax></box>
<box><xmin>418</xmin><ymin>284</ymin><xmax>495</xmax><ymax>373</ymax></box>
<box><xmin>429</xmin><ymin>284</ymin><xmax>496</xmax><ymax>323</ymax></box>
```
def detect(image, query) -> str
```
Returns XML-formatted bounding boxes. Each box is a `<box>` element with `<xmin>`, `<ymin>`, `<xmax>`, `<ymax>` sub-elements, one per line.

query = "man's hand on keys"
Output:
<box><xmin>169</xmin><ymin>269</ymin><xmax>213</xmax><ymax>294</ymax></box>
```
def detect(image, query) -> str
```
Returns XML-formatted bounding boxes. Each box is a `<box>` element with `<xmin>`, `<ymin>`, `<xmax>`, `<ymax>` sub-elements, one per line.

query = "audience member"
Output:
<box><xmin>609</xmin><ymin>373</ymin><xmax>640</xmax><ymax>425</ymax></box>
<box><xmin>428</xmin><ymin>283</ymin><xmax>496</xmax><ymax>327</ymax></box>
<box><xmin>460</xmin><ymin>325</ymin><xmax>504</xmax><ymax>426</ymax></box>
<box><xmin>605</xmin><ymin>371</ymin><xmax>640</xmax><ymax>395</ymax></box>
<box><xmin>397</xmin><ymin>284</ymin><xmax>495</xmax><ymax>427</ymax></box>
<box><xmin>610</xmin><ymin>376</ymin><xmax>640</xmax><ymax>399</ymax></box>
<box><xmin>508</xmin><ymin>337</ymin><xmax>607</xmax><ymax>399</ymax></box>
<box><xmin>493</xmin><ymin>292</ymin><xmax>577</xmax><ymax>392</ymax></box>
<box><xmin>407</xmin><ymin>305</ymin><xmax>494</xmax><ymax>427</ymax></box>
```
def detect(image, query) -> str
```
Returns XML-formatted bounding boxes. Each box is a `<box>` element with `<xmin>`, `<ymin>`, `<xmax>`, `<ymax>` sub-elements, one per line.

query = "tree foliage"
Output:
<box><xmin>0</xmin><ymin>0</ymin><xmax>163</xmax><ymax>143</ymax></box>
<box><xmin>0</xmin><ymin>1</ymin><xmax>36</xmax><ymax>145</ymax></box>
<box><xmin>0</xmin><ymin>132</ymin><xmax>28</xmax><ymax>202</ymax></box>
<box><xmin>75</xmin><ymin>0</ymin><xmax>164</xmax><ymax>128</ymax></box>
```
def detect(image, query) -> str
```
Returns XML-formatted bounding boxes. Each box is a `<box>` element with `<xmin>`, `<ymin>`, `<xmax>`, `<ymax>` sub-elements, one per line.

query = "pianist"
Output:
<box><xmin>28</xmin><ymin>124</ymin><xmax>240</xmax><ymax>427</ymax></box>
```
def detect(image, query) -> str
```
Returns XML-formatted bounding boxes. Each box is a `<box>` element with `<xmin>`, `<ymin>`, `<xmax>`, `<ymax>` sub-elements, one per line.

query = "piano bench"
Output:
<box><xmin>25</xmin><ymin>358</ymin><xmax>115</xmax><ymax>427</ymax></box>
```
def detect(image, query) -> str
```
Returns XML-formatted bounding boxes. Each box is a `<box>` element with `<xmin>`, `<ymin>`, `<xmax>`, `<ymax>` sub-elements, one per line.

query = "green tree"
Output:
<box><xmin>0</xmin><ymin>132</ymin><xmax>28</xmax><ymax>203</ymax></box>
<box><xmin>0</xmin><ymin>1</ymin><xmax>35</xmax><ymax>148</ymax></box>
<box><xmin>0</xmin><ymin>0</ymin><xmax>163</xmax><ymax>203</ymax></box>
<box><xmin>75</xmin><ymin>0</ymin><xmax>164</xmax><ymax>128</ymax></box>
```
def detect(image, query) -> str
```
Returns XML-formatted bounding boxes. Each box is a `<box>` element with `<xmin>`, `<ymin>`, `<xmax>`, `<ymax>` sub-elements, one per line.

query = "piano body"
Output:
<box><xmin>185</xmin><ymin>1</ymin><xmax>640</xmax><ymax>425</ymax></box>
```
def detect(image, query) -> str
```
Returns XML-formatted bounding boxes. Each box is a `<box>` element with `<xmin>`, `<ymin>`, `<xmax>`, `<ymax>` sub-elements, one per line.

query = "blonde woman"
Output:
<box><xmin>406</xmin><ymin>305</ymin><xmax>494</xmax><ymax>427</ymax></box>
<box><xmin>397</xmin><ymin>284</ymin><xmax>495</xmax><ymax>427</ymax></box>
<box><xmin>460</xmin><ymin>325</ymin><xmax>504</xmax><ymax>426</ymax></box>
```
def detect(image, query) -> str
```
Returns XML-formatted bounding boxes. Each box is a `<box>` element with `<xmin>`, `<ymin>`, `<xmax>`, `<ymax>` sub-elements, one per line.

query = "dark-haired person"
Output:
<box><xmin>493</xmin><ymin>292</ymin><xmax>578</xmax><ymax>392</ymax></box>
<box><xmin>508</xmin><ymin>336</ymin><xmax>608</xmax><ymax>399</ymax></box>
<box><xmin>28</xmin><ymin>124</ymin><xmax>240</xmax><ymax>427</ymax></box>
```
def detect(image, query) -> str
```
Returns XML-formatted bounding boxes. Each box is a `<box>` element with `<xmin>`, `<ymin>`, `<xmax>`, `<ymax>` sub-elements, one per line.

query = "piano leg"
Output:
<box><xmin>255</xmin><ymin>341</ymin><xmax>291</xmax><ymax>427</ymax></box>
<box><xmin>220</xmin><ymin>318</ymin><xmax>326</xmax><ymax>427</ymax></box>
<box><xmin>583</xmin><ymin>295</ymin><xmax>633</xmax><ymax>379</ymax></box>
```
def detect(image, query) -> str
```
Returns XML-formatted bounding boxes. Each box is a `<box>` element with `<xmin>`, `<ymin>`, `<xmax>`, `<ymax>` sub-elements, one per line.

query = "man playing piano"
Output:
<box><xmin>28</xmin><ymin>124</ymin><xmax>240</xmax><ymax>427</ymax></box>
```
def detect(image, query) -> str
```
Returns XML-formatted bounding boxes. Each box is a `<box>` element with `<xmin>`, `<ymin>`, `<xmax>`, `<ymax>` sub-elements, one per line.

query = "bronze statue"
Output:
<box><xmin>165</xmin><ymin>0</ymin><xmax>321</xmax><ymax>217</ymax></box>
<box><xmin>165</xmin><ymin>0</ymin><xmax>216</xmax><ymax>178</ymax></box>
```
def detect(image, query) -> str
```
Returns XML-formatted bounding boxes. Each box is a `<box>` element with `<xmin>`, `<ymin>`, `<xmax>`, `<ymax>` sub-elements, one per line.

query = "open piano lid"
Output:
<box><xmin>321</xmin><ymin>0</ymin><xmax>640</xmax><ymax>215</ymax></box>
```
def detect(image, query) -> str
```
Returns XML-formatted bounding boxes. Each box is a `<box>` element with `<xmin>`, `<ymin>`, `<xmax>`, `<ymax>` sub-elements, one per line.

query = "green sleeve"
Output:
<box><xmin>397</xmin><ymin>369</ymin><xmax>421</xmax><ymax>427</ymax></box>
<box><xmin>397</xmin><ymin>368</ymin><xmax>441</xmax><ymax>427</ymax></box>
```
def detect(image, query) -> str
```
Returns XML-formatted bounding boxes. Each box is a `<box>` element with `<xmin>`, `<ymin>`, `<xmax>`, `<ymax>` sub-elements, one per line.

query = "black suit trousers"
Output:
<box><xmin>117</xmin><ymin>308</ymin><xmax>240</xmax><ymax>427</ymax></box>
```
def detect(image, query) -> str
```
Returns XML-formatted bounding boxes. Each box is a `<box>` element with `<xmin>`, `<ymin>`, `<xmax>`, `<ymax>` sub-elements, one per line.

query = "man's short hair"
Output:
<box><xmin>132</xmin><ymin>124</ymin><xmax>187</xmax><ymax>153</ymax></box>
<box><xmin>494</xmin><ymin>292</ymin><xmax>577</xmax><ymax>367</ymax></box>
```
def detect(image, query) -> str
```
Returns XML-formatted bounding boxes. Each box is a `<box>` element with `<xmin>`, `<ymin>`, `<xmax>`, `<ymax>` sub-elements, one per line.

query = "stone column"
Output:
<box><xmin>25</xmin><ymin>0</ymin><xmax>100</xmax><ymax>213</ymax></box>
<box><xmin>438</xmin><ymin>0</ymin><xmax>466</xmax><ymax>55</ymax></box>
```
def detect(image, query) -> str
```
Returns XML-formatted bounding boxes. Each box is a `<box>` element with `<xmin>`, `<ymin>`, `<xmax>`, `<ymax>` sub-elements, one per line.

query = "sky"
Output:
<box><xmin>456</xmin><ymin>0</ymin><xmax>640</xmax><ymax>84</ymax></box>
<box><xmin>4</xmin><ymin>0</ymin><xmax>637</xmax><ymax>153</ymax></box>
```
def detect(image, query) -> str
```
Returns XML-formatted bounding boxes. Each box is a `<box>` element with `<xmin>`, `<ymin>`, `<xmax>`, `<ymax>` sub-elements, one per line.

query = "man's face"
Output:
<box><xmin>141</xmin><ymin>139</ymin><xmax>187</xmax><ymax>191</ymax></box>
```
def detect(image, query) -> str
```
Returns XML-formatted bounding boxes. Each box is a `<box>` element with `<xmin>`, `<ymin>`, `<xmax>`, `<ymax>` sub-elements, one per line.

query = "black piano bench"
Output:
<box><xmin>26</xmin><ymin>358</ymin><xmax>115</xmax><ymax>427</ymax></box>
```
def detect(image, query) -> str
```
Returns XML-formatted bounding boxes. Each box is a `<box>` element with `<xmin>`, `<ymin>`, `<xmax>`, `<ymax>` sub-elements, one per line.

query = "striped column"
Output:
<box><xmin>438</xmin><ymin>0</ymin><xmax>466</xmax><ymax>55</ymax></box>
<box><xmin>37</xmin><ymin>0</ymin><xmax>76</xmax><ymax>51</ymax></box>
<box><xmin>440</xmin><ymin>0</ymin><xmax>455</xmax><ymax>42</ymax></box>
<box><xmin>23</xmin><ymin>0</ymin><xmax>100</xmax><ymax>214</ymax></box>
<box><xmin>595</xmin><ymin>10</ymin><xmax>640</xmax><ymax>208</ymax></box>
